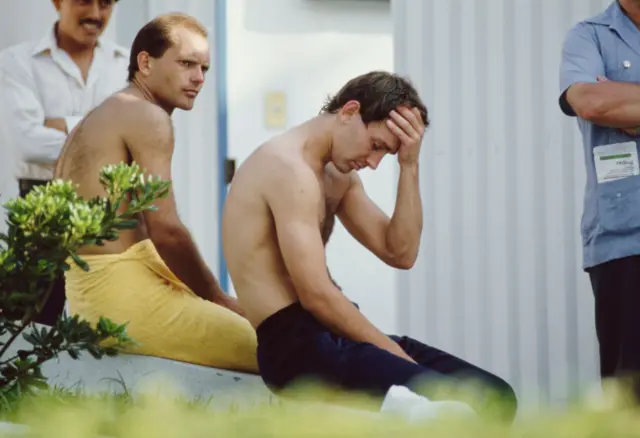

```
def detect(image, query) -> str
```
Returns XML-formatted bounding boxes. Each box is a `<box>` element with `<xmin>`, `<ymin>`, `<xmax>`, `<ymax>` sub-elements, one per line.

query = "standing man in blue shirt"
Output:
<box><xmin>559</xmin><ymin>0</ymin><xmax>640</xmax><ymax>402</ymax></box>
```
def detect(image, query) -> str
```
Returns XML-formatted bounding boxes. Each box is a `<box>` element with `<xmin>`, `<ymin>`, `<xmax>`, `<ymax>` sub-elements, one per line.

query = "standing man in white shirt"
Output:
<box><xmin>0</xmin><ymin>0</ymin><xmax>129</xmax><ymax>326</ymax></box>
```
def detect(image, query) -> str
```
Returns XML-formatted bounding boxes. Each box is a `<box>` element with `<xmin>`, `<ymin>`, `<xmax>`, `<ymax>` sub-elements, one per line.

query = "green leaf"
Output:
<box><xmin>70</xmin><ymin>252</ymin><xmax>90</xmax><ymax>272</ymax></box>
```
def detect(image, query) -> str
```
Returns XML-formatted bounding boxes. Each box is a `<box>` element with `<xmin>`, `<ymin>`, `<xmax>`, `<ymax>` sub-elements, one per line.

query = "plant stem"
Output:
<box><xmin>0</xmin><ymin>323</ymin><xmax>28</xmax><ymax>361</ymax></box>
<box><xmin>0</xmin><ymin>279</ymin><xmax>54</xmax><ymax>360</ymax></box>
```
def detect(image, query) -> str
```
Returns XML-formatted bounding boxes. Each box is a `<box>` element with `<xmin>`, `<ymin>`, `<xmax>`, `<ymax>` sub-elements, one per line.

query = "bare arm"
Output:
<box><xmin>268</xmin><ymin>163</ymin><xmax>415</xmax><ymax>363</ymax></box>
<box><xmin>337</xmin><ymin>167</ymin><xmax>421</xmax><ymax>269</ymax></box>
<box><xmin>125</xmin><ymin>103</ymin><xmax>229</xmax><ymax>307</ymax></box>
<box><xmin>337</xmin><ymin>107</ymin><xmax>424</xmax><ymax>269</ymax></box>
<box><xmin>566</xmin><ymin>80</ymin><xmax>640</xmax><ymax>128</ymax></box>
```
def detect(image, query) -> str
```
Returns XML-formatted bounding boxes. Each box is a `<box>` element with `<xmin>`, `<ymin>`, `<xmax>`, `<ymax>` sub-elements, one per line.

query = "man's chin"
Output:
<box><xmin>176</xmin><ymin>101</ymin><xmax>195</xmax><ymax>111</ymax></box>
<box><xmin>337</xmin><ymin>163</ymin><xmax>353</xmax><ymax>174</ymax></box>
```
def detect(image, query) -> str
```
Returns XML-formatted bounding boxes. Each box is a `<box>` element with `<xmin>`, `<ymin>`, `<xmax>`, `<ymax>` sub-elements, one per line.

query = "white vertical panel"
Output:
<box><xmin>142</xmin><ymin>0</ymin><xmax>221</xmax><ymax>276</ymax></box>
<box><xmin>393</xmin><ymin>0</ymin><xmax>606</xmax><ymax>410</ymax></box>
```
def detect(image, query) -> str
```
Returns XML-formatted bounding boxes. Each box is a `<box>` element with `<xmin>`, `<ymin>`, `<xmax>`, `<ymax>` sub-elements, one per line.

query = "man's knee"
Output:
<box><xmin>481</xmin><ymin>373</ymin><xmax>518</xmax><ymax>424</ymax></box>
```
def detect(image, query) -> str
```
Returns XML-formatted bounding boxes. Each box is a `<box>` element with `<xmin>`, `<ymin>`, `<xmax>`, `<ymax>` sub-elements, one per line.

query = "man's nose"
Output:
<box><xmin>87</xmin><ymin>1</ymin><xmax>101</xmax><ymax>18</ymax></box>
<box><xmin>191</xmin><ymin>67</ymin><xmax>206</xmax><ymax>84</ymax></box>
<box><xmin>366</xmin><ymin>151</ymin><xmax>385</xmax><ymax>170</ymax></box>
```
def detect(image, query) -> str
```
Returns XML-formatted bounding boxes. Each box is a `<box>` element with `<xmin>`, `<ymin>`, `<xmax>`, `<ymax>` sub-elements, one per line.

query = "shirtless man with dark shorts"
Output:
<box><xmin>221</xmin><ymin>71</ymin><xmax>518</xmax><ymax>422</ymax></box>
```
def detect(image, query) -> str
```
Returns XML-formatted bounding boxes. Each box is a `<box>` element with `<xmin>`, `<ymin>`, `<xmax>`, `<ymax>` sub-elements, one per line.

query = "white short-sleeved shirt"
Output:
<box><xmin>0</xmin><ymin>25</ymin><xmax>130</xmax><ymax>181</ymax></box>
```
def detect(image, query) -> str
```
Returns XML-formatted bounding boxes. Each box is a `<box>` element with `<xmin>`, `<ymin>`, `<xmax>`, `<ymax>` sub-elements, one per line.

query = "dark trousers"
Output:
<box><xmin>19</xmin><ymin>179</ymin><xmax>67</xmax><ymax>326</ymax></box>
<box><xmin>256</xmin><ymin>302</ymin><xmax>518</xmax><ymax>424</ymax></box>
<box><xmin>588</xmin><ymin>255</ymin><xmax>640</xmax><ymax>402</ymax></box>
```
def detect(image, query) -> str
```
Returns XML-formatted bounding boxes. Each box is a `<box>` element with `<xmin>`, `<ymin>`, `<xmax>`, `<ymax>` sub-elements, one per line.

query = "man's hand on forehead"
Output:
<box><xmin>386</xmin><ymin>106</ymin><xmax>425</xmax><ymax>166</ymax></box>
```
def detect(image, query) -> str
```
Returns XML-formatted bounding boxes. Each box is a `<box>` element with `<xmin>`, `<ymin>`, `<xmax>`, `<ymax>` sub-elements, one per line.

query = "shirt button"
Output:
<box><xmin>617</xmin><ymin>193</ymin><xmax>622</xmax><ymax>198</ymax></box>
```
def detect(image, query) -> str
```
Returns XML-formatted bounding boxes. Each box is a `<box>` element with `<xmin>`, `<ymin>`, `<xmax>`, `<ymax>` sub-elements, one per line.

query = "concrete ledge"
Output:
<box><xmin>1</xmin><ymin>325</ymin><xmax>274</xmax><ymax>409</ymax></box>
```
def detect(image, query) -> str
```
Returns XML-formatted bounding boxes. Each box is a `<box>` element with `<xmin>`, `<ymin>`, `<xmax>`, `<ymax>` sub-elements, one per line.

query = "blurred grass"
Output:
<box><xmin>1</xmin><ymin>378</ymin><xmax>640</xmax><ymax>438</ymax></box>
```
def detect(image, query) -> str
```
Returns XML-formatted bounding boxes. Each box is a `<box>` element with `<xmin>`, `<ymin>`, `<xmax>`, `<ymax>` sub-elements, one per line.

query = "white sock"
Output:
<box><xmin>380</xmin><ymin>385</ymin><xmax>477</xmax><ymax>423</ymax></box>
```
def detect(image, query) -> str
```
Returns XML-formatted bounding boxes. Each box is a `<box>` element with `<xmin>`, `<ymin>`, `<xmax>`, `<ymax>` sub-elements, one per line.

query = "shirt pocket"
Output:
<box><xmin>597</xmin><ymin>174</ymin><xmax>640</xmax><ymax>233</ymax></box>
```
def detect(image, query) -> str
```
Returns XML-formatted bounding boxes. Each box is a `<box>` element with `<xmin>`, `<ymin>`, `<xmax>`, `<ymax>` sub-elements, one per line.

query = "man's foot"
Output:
<box><xmin>380</xmin><ymin>385</ymin><xmax>476</xmax><ymax>423</ymax></box>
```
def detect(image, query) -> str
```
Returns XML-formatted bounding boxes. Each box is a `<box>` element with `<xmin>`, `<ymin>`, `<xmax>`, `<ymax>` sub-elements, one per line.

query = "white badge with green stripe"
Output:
<box><xmin>593</xmin><ymin>141</ymin><xmax>639</xmax><ymax>183</ymax></box>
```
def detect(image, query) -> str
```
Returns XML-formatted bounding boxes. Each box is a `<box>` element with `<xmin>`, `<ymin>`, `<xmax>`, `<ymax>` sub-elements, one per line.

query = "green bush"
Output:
<box><xmin>0</xmin><ymin>163</ymin><xmax>170</xmax><ymax>406</ymax></box>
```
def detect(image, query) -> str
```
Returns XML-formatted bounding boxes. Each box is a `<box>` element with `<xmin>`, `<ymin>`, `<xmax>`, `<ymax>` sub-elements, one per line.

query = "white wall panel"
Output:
<box><xmin>393</xmin><ymin>0</ymin><xmax>612</xmax><ymax>410</ymax></box>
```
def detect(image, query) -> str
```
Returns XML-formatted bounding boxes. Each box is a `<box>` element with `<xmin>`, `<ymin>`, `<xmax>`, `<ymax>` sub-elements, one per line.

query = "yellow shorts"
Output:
<box><xmin>65</xmin><ymin>239</ymin><xmax>258</xmax><ymax>373</ymax></box>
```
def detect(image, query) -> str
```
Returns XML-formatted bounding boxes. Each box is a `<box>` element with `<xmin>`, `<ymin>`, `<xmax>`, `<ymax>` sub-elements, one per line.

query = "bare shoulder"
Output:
<box><xmin>107</xmin><ymin>95</ymin><xmax>174</xmax><ymax>154</ymax></box>
<box><xmin>260</xmin><ymin>145</ymin><xmax>321</xmax><ymax>208</ymax></box>
<box><xmin>112</xmin><ymin>93</ymin><xmax>172</xmax><ymax>130</ymax></box>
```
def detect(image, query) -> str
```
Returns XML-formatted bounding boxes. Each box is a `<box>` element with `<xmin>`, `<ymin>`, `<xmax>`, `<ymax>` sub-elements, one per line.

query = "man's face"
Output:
<box><xmin>54</xmin><ymin>0</ymin><xmax>115</xmax><ymax>47</ymax></box>
<box><xmin>147</xmin><ymin>27</ymin><xmax>210</xmax><ymax>112</ymax></box>
<box><xmin>332</xmin><ymin>101</ymin><xmax>400</xmax><ymax>173</ymax></box>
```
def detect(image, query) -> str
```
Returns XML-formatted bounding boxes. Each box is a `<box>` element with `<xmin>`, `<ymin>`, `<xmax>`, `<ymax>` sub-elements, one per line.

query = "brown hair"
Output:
<box><xmin>321</xmin><ymin>71</ymin><xmax>429</xmax><ymax>127</ymax></box>
<box><xmin>127</xmin><ymin>13</ymin><xmax>208</xmax><ymax>81</ymax></box>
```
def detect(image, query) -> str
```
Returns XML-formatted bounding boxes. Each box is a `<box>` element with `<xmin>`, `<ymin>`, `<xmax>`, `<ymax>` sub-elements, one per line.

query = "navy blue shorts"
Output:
<box><xmin>255</xmin><ymin>302</ymin><xmax>517</xmax><ymax>422</ymax></box>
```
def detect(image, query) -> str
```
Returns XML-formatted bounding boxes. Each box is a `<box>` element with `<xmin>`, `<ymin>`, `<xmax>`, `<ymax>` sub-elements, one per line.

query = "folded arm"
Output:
<box><xmin>0</xmin><ymin>52</ymin><xmax>76</xmax><ymax>165</ymax></box>
<box><xmin>559</xmin><ymin>22</ymin><xmax>640</xmax><ymax>128</ymax></box>
<box><xmin>567</xmin><ymin>80</ymin><xmax>640</xmax><ymax>128</ymax></box>
<box><xmin>268</xmin><ymin>163</ymin><xmax>415</xmax><ymax>362</ymax></box>
<box><xmin>125</xmin><ymin>102</ymin><xmax>230</xmax><ymax>307</ymax></box>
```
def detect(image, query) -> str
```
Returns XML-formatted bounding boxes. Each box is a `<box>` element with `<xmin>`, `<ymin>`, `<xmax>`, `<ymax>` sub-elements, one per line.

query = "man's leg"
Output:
<box><xmin>294</xmin><ymin>335</ymin><xmax>505</xmax><ymax>422</ymax></box>
<box><xmin>389</xmin><ymin>335</ymin><xmax>518</xmax><ymax>424</ymax></box>
<box><xmin>19</xmin><ymin>179</ymin><xmax>67</xmax><ymax>326</ymax></box>
<box><xmin>588</xmin><ymin>256</ymin><xmax>640</xmax><ymax>404</ymax></box>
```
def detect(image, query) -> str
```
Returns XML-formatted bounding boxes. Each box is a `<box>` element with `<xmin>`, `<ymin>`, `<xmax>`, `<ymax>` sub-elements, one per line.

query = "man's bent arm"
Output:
<box><xmin>268</xmin><ymin>165</ymin><xmax>415</xmax><ymax>363</ymax></box>
<box><xmin>567</xmin><ymin>81</ymin><xmax>640</xmax><ymax>128</ymax></box>
<box><xmin>0</xmin><ymin>52</ymin><xmax>68</xmax><ymax>165</ymax></box>
<box><xmin>126</xmin><ymin>103</ymin><xmax>227</xmax><ymax>303</ymax></box>
<box><xmin>385</xmin><ymin>162</ymin><xmax>422</xmax><ymax>265</ymax></box>
<box><xmin>557</xmin><ymin>22</ymin><xmax>640</xmax><ymax>128</ymax></box>
<box><xmin>337</xmin><ymin>170</ymin><xmax>421</xmax><ymax>269</ymax></box>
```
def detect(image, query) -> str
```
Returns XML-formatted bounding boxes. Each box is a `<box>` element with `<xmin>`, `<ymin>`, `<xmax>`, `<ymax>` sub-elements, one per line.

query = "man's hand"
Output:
<box><xmin>44</xmin><ymin>118</ymin><xmax>68</xmax><ymax>134</ymax></box>
<box><xmin>387</xmin><ymin>107</ymin><xmax>426</xmax><ymax>167</ymax></box>
<box><xmin>596</xmin><ymin>76</ymin><xmax>638</xmax><ymax>136</ymax></box>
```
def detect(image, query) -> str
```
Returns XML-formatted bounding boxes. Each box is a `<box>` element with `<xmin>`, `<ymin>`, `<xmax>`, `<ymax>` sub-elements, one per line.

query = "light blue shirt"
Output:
<box><xmin>559</xmin><ymin>1</ymin><xmax>640</xmax><ymax>269</ymax></box>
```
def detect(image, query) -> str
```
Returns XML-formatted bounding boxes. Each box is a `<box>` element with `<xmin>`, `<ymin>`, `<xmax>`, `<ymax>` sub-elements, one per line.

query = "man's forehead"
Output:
<box><xmin>373</xmin><ymin>123</ymin><xmax>400</xmax><ymax>152</ymax></box>
<box><xmin>172</xmin><ymin>29</ymin><xmax>209</xmax><ymax>53</ymax></box>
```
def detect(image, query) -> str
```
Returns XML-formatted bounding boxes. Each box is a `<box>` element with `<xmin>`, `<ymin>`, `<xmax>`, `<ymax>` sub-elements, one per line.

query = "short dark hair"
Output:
<box><xmin>127</xmin><ymin>13</ymin><xmax>208</xmax><ymax>82</ymax></box>
<box><xmin>320</xmin><ymin>71</ymin><xmax>429</xmax><ymax>128</ymax></box>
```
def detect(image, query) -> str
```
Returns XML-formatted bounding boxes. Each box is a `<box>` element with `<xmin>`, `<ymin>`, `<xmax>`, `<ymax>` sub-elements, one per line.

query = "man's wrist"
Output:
<box><xmin>399</xmin><ymin>162</ymin><xmax>419</xmax><ymax>174</ymax></box>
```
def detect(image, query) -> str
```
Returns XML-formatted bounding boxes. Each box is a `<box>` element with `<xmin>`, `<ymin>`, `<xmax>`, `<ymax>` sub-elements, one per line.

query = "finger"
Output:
<box><xmin>401</xmin><ymin>106</ymin><xmax>426</xmax><ymax>134</ymax></box>
<box><xmin>390</xmin><ymin>110</ymin><xmax>422</xmax><ymax>142</ymax></box>
<box><xmin>395</xmin><ymin>107</ymin><xmax>422</xmax><ymax>132</ymax></box>
<box><xmin>386</xmin><ymin>119</ymin><xmax>413</xmax><ymax>145</ymax></box>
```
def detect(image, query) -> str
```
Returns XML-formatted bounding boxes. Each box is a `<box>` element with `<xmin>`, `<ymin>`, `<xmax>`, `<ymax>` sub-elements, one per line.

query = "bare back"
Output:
<box><xmin>222</xmin><ymin>130</ymin><xmax>351</xmax><ymax>328</ymax></box>
<box><xmin>54</xmin><ymin>92</ymin><xmax>155</xmax><ymax>255</ymax></box>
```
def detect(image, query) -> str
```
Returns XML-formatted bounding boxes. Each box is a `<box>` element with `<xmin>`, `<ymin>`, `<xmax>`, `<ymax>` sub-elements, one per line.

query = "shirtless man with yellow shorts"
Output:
<box><xmin>53</xmin><ymin>13</ymin><xmax>257</xmax><ymax>373</ymax></box>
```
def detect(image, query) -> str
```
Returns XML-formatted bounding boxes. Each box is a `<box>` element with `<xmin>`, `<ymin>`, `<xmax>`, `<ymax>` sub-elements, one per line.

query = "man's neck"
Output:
<box><xmin>301</xmin><ymin>114</ymin><xmax>335</xmax><ymax>172</ymax></box>
<box><xmin>620</xmin><ymin>0</ymin><xmax>640</xmax><ymax>29</ymax></box>
<box><xmin>129</xmin><ymin>79</ymin><xmax>175</xmax><ymax>115</ymax></box>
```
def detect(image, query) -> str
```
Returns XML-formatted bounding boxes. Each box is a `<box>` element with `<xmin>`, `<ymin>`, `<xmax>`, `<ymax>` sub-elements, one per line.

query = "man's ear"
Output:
<box><xmin>137</xmin><ymin>52</ymin><xmax>153</xmax><ymax>77</ymax></box>
<box><xmin>52</xmin><ymin>0</ymin><xmax>62</xmax><ymax>11</ymax></box>
<box><xmin>339</xmin><ymin>100</ymin><xmax>361</xmax><ymax>121</ymax></box>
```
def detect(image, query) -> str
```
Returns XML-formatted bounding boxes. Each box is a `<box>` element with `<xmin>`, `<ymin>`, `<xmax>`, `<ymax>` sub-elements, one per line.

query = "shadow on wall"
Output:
<box><xmin>243</xmin><ymin>0</ymin><xmax>391</xmax><ymax>34</ymax></box>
